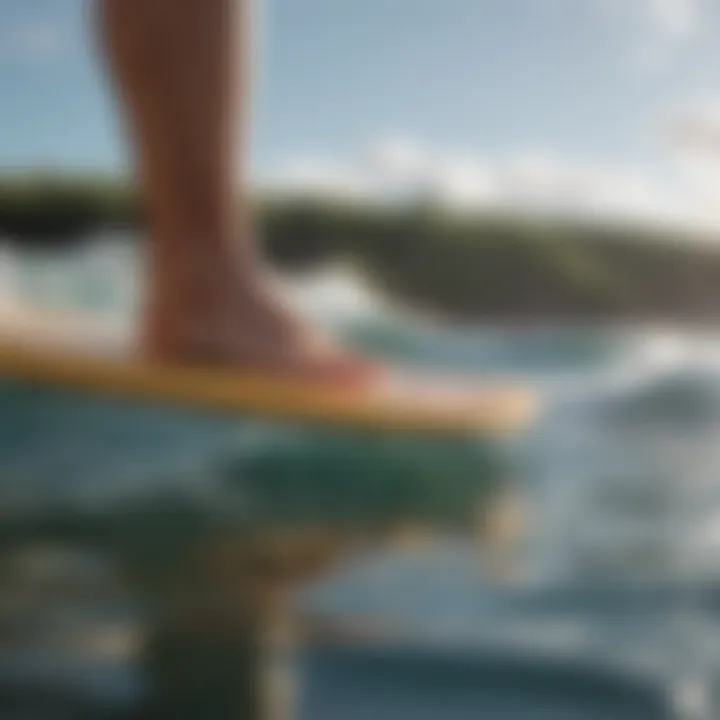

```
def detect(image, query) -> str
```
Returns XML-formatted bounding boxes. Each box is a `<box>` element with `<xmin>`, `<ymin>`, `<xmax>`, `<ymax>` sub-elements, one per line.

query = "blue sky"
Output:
<box><xmin>2</xmin><ymin>0</ymin><xmax>720</xmax><ymax>224</ymax></box>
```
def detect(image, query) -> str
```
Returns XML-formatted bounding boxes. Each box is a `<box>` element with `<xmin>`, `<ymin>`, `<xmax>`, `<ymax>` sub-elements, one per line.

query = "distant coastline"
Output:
<box><xmin>2</xmin><ymin>174</ymin><xmax>720</xmax><ymax>325</ymax></box>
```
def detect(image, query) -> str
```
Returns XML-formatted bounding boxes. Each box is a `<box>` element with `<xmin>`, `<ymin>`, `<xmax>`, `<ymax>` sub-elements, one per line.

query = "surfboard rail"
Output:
<box><xmin>0</xmin><ymin>309</ymin><xmax>538</xmax><ymax>436</ymax></box>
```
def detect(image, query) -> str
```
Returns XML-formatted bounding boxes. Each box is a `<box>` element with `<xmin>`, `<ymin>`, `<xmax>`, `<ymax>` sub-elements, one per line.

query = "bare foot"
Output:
<box><xmin>144</xmin><ymin>273</ymin><xmax>380</xmax><ymax>386</ymax></box>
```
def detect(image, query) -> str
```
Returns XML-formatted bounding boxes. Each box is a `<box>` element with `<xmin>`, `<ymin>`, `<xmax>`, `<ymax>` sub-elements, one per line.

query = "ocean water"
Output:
<box><xmin>3</xmin><ymin>236</ymin><xmax>720</xmax><ymax>718</ymax></box>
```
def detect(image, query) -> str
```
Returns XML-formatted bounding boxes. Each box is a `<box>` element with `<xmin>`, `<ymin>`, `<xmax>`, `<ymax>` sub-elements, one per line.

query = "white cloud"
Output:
<box><xmin>258</xmin><ymin>157</ymin><xmax>372</xmax><ymax>200</ymax></box>
<box><xmin>672</xmin><ymin>103</ymin><xmax>720</xmax><ymax>156</ymax></box>
<box><xmin>640</xmin><ymin>0</ymin><xmax>701</xmax><ymax>70</ymax></box>
<box><xmin>496</xmin><ymin>152</ymin><xmax>672</xmax><ymax>223</ymax></box>
<box><xmin>668</xmin><ymin>102</ymin><xmax>720</xmax><ymax>220</ymax></box>
<box><xmin>365</xmin><ymin>137</ymin><xmax>428</xmax><ymax>180</ymax></box>
<box><xmin>602</xmin><ymin>0</ymin><xmax>703</xmax><ymax>72</ymax></box>
<box><xmin>364</xmin><ymin>138</ymin><xmax>499</xmax><ymax>208</ymax></box>
<box><xmin>427</xmin><ymin>158</ymin><xmax>499</xmax><ymax>208</ymax></box>
<box><xmin>646</xmin><ymin>0</ymin><xmax>699</xmax><ymax>40</ymax></box>
<box><xmin>258</xmin><ymin>136</ymin><xmax>697</xmax><ymax>229</ymax></box>
<box><xmin>260</xmin><ymin>139</ymin><xmax>501</xmax><ymax>209</ymax></box>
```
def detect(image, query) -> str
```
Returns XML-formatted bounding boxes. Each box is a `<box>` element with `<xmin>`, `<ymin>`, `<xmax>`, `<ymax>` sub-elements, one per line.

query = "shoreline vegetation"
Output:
<box><xmin>2</xmin><ymin>173</ymin><xmax>720</xmax><ymax>323</ymax></box>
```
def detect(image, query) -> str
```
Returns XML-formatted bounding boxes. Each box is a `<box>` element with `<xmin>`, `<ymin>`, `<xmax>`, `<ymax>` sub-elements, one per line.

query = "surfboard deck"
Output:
<box><xmin>0</xmin><ymin>306</ymin><xmax>537</xmax><ymax>436</ymax></box>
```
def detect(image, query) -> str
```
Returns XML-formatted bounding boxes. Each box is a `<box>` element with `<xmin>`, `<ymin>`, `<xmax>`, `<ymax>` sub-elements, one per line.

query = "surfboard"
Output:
<box><xmin>0</xmin><ymin>306</ymin><xmax>536</xmax><ymax>720</ymax></box>
<box><xmin>0</xmin><ymin>306</ymin><xmax>537</xmax><ymax>436</ymax></box>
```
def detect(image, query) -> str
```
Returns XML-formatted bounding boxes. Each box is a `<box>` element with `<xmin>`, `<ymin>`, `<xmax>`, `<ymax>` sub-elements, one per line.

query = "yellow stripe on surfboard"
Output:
<box><xmin>0</xmin><ymin>307</ymin><xmax>538</xmax><ymax>436</ymax></box>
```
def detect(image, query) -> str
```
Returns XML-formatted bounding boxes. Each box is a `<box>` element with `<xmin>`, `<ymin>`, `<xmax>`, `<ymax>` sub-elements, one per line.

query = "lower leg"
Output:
<box><xmin>100</xmin><ymin>0</ymin><xmax>241</xmax><ymax>332</ymax></box>
<box><xmin>97</xmin><ymin>0</ymin><xmax>373</xmax><ymax>380</ymax></box>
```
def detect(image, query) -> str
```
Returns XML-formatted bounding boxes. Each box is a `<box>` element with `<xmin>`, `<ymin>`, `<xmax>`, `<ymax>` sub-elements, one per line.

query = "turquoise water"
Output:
<box><xmin>4</xmin><ymin>239</ymin><xmax>720</xmax><ymax>717</ymax></box>
<box><xmin>301</xmin><ymin>319</ymin><xmax>720</xmax><ymax>718</ymax></box>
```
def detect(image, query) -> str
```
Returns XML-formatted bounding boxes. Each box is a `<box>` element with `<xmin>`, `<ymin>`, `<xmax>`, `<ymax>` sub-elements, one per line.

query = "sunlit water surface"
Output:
<box><xmin>3</xmin><ymin>235</ymin><xmax>720</xmax><ymax>718</ymax></box>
